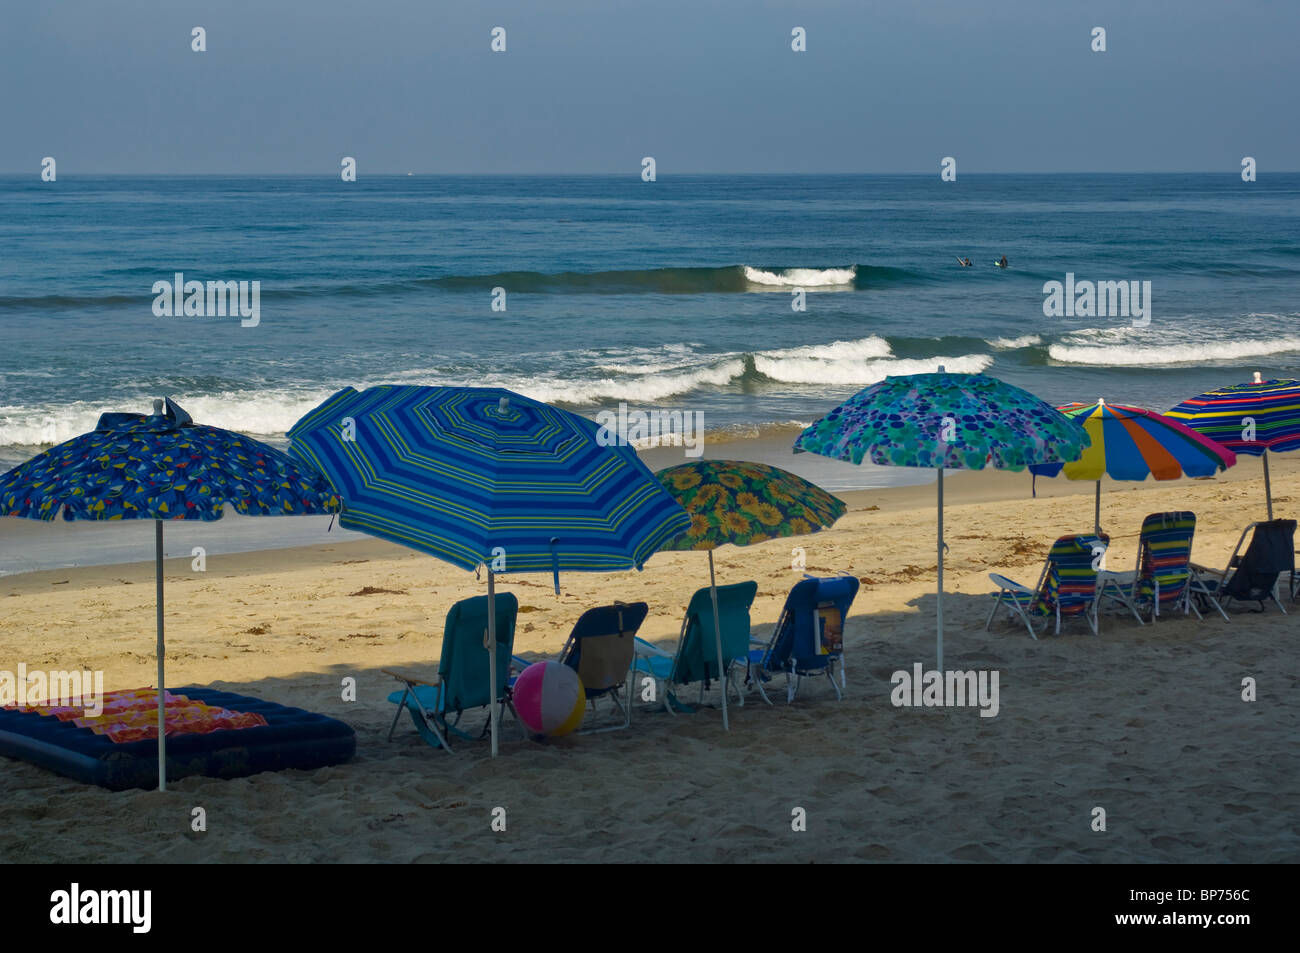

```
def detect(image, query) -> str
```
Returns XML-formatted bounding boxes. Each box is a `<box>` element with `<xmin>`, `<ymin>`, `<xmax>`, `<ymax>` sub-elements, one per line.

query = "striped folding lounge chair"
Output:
<box><xmin>986</xmin><ymin>534</ymin><xmax>1107</xmax><ymax>638</ymax></box>
<box><xmin>742</xmin><ymin>575</ymin><xmax>860</xmax><ymax>704</ymax></box>
<box><xmin>1100</xmin><ymin>512</ymin><xmax>1200</xmax><ymax>623</ymax></box>
<box><xmin>384</xmin><ymin>592</ymin><xmax>521</xmax><ymax>752</ymax></box>
<box><xmin>1191</xmin><ymin>519</ymin><xmax>1296</xmax><ymax>618</ymax></box>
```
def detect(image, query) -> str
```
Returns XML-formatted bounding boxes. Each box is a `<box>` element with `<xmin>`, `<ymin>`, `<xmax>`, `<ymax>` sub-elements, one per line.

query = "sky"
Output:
<box><xmin>1</xmin><ymin>0</ymin><xmax>1296</xmax><ymax>174</ymax></box>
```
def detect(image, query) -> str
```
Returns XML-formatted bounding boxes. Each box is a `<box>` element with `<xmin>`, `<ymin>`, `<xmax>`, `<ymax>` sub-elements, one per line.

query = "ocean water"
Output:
<box><xmin>2</xmin><ymin>173</ymin><xmax>1298</xmax><ymax>570</ymax></box>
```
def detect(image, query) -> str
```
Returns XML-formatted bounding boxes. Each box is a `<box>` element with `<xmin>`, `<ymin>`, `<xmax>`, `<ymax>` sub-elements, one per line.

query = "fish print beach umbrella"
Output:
<box><xmin>794</xmin><ymin>368</ymin><xmax>1089</xmax><ymax>670</ymax></box>
<box><xmin>287</xmin><ymin>385</ymin><xmax>690</xmax><ymax>756</ymax></box>
<box><xmin>0</xmin><ymin>398</ymin><xmax>341</xmax><ymax>791</ymax></box>
<box><xmin>1167</xmin><ymin>374</ymin><xmax>1300</xmax><ymax>519</ymax></box>
<box><xmin>655</xmin><ymin>460</ymin><xmax>847</xmax><ymax>730</ymax></box>
<box><xmin>1030</xmin><ymin>399</ymin><xmax>1237</xmax><ymax>534</ymax></box>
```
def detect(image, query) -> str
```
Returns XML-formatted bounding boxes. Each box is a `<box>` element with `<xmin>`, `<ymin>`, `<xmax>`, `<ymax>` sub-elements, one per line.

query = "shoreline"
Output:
<box><xmin>3</xmin><ymin>442</ymin><xmax>1293</xmax><ymax>584</ymax></box>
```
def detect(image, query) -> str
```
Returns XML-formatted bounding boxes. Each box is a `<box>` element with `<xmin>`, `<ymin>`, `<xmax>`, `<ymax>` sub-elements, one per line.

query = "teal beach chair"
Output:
<box><xmin>384</xmin><ymin>592</ymin><xmax>520</xmax><ymax>752</ymax></box>
<box><xmin>632</xmin><ymin>582</ymin><xmax>757</xmax><ymax>716</ymax></box>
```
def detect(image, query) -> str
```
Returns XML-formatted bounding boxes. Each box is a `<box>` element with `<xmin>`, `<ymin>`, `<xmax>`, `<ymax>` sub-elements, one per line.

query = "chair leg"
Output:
<box><xmin>984</xmin><ymin>594</ymin><xmax>1003</xmax><ymax>631</ymax></box>
<box><xmin>828</xmin><ymin>665</ymin><xmax>842</xmax><ymax>701</ymax></box>
<box><xmin>387</xmin><ymin>687</ymin><xmax>409</xmax><ymax>741</ymax></box>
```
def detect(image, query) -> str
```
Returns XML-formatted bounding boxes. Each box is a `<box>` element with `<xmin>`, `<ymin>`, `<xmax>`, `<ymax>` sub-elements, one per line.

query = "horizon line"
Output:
<box><xmin>2</xmin><ymin>169</ymin><xmax>1294</xmax><ymax>177</ymax></box>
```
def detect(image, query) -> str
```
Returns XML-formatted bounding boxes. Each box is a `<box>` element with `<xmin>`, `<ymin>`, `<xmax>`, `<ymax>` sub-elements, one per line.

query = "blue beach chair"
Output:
<box><xmin>632</xmin><ymin>582</ymin><xmax>757</xmax><ymax>715</ymax></box>
<box><xmin>743</xmin><ymin>575</ymin><xmax>860</xmax><ymax>704</ymax></box>
<box><xmin>384</xmin><ymin>592</ymin><xmax>520</xmax><ymax>752</ymax></box>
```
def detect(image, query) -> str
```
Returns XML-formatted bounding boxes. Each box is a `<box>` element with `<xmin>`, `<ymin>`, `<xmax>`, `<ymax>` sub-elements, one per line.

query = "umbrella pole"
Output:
<box><xmin>1095</xmin><ymin>480</ymin><xmax>1102</xmax><ymax>536</ymax></box>
<box><xmin>155</xmin><ymin>519</ymin><xmax>166</xmax><ymax>792</ymax></box>
<box><xmin>708</xmin><ymin>549</ymin><xmax>729</xmax><ymax>731</ymax></box>
<box><xmin>487</xmin><ymin>569</ymin><xmax>499</xmax><ymax>757</ymax></box>
<box><xmin>936</xmin><ymin>466</ymin><xmax>944</xmax><ymax>673</ymax></box>
<box><xmin>1263</xmin><ymin>450</ymin><xmax>1274</xmax><ymax>520</ymax></box>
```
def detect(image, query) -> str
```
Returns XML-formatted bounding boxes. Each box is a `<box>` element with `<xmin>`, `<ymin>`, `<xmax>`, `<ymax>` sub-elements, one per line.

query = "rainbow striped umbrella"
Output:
<box><xmin>1030</xmin><ymin>400</ymin><xmax>1237</xmax><ymax>534</ymax></box>
<box><xmin>288</xmin><ymin>385</ymin><xmax>690</xmax><ymax>755</ymax></box>
<box><xmin>1167</xmin><ymin>374</ymin><xmax>1300</xmax><ymax>518</ymax></box>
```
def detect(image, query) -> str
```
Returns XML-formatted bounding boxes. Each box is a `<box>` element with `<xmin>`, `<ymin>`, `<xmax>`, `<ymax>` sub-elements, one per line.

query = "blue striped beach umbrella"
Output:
<box><xmin>0</xmin><ymin>397</ymin><xmax>341</xmax><ymax>791</ymax></box>
<box><xmin>1167</xmin><ymin>374</ymin><xmax>1300</xmax><ymax>518</ymax></box>
<box><xmin>287</xmin><ymin>385</ymin><xmax>691</xmax><ymax>755</ymax></box>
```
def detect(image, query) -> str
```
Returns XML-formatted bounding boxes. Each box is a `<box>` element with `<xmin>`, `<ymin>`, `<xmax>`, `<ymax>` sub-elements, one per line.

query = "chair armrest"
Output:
<box><xmin>633</xmin><ymin>637</ymin><xmax>673</xmax><ymax>658</ymax></box>
<box><xmin>988</xmin><ymin>573</ymin><xmax>1032</xmax><ymax>594</ymax></box>
<box><xmin>382</xmin><ymin>668</ymin><xmax>441</xmax><ymax>688</ymax></box>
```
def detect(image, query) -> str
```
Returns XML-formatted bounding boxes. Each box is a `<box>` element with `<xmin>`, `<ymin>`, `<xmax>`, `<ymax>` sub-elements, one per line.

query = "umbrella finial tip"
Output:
<box><xmin>938</xmin><ymin>364</ymin><xmax>946</xmax><ymax>373</ymax></box>
<box><xmin>1253</xmin><ymin>371</ymin><xmax>1263</xmax><ymax>383</ymax></box>
<box><xmin>498</xmin><ymin>396</ymin><xmax>509</xmax><ymax>412</ymax></box>
<box><xmin>1097</xmin><ymin>397</ymin><xmax>1105</xmax><ymax>405</ymax></box>
<box><xmin>152</xmin><ymin>399</ymin><xmax>163</xmax><ymax>415</ymax></box>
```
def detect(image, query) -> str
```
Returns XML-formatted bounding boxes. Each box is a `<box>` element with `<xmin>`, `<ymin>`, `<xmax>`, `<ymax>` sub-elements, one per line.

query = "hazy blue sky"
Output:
<box><xmin>2</xmin><ymin>0</ymin><xmax>1295</xmax><ymax>174</ymax></box>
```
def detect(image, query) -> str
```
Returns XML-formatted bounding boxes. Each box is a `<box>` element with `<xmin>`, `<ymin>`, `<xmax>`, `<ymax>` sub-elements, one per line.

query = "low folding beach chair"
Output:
<box><xmin>383</xmin><ymin>592</ymin><xmax>520</xmax><ymax>752</ymax></box>
<box><xmin>986</xmin><ymin>534</ymin><xmax>1107</xmax><ymax>638</ymax></box>
<box><xmin>631</xmin><ymin>582</ymin><xmax>757</xmax><ymax>715</ymax></box>
<box><xmin>1190</xmin><ymin>519</ymin><xmax>1296</xmax><ymax>618</ymax></box>
<box><xmin>1098</xmin><ymin>512</ymin><xmax>1199</xmax><ymax>623</ymax></box>
<box><xmin>743</xmin><ymin>575</ymin><xmax>860</xmax><ymax>704</ymax></box>
<box><xmin>555</xmin><ymin>601</ymin><xmax>648</xmax><ymax>732</ymax></box>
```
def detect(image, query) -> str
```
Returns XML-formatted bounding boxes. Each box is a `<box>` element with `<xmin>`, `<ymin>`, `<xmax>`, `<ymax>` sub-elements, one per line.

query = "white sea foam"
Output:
<box><xmin>989</xmin><ymin>334</ymin><xmax>1043</xmax><ymax>349</ymax></box>
<box><xmin>1049</xmin><ymin>337</ymin><xmax>1300</xmax><ymax>366</ymax></box>
<box><xmin>0</xmin><ymin>390</ymin><xmax>338</xmax><ymax>449</ymax></box>
<box><xmin>742</xmin><ymin>265</ymin><xmax>857</xmax><ymax>288</ymax></box>
<box><xmin>756</xmin><ymin>351</ymin><xmax>992</xmax><ymax>385</ymax></box>
<box><xmin>499</xmin><ymin>359</ymin><xmax>748</xmax><ymax>406</ymax></box>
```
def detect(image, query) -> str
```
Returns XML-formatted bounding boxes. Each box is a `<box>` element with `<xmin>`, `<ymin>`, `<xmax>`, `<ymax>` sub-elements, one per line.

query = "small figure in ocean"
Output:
<box><xmin>956</xmin><ymin>257</ymin><xmax>972</xmax><ymax>267</ymax></box>
<box><xmin>998</xmin><ymin>255</ymin><xmax>1009</xmax><ymax>268</ymax></box>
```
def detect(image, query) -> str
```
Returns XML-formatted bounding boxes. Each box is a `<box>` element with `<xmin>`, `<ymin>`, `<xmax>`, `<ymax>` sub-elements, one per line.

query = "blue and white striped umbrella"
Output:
<box><xmin>288</xmin><ymin>385</ymin><xmax>691</xmax><ymax>756</ymax></box>
<box><xmin>287</xmin><ymin>385</ymin><xmax>689</xmax><ymax>574</ymax></box>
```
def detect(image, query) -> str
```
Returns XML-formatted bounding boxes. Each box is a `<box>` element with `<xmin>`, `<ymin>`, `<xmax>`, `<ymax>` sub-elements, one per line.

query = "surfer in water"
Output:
<box><xmin>957</xmin><ymin>257</ymin><xmax>972</xmax><ymax>267</ymax></box>
<box><xmin>997</xmin><ymin>255</ymin><xmax>1009</xmax><ymax>268</ymax></box>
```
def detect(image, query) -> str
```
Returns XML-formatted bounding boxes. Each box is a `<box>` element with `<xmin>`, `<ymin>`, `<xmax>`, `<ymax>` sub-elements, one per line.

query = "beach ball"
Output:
<box><xmin>513</xmin><ymin>661</ymin><xmax>586</xmax><ymax>737</ymax></box>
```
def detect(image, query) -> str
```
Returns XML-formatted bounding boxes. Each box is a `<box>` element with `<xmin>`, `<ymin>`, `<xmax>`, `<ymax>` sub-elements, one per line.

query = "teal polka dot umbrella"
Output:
<box><xmin>794</xmin><ymin>368</ymin><xmax>1089</xmax><ymax>669</ymax></box>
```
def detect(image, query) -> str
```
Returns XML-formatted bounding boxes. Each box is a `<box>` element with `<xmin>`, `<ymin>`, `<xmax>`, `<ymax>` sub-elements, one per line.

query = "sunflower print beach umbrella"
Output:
<box><xmin>656</xmin><ymin>460</ymin><xmax>847</xmax><ymax>730</ymax></box>
<box><xmin>794</xmin><ymin>368</ymin><xmax>1089</xmax><ymax>670</ymax></box>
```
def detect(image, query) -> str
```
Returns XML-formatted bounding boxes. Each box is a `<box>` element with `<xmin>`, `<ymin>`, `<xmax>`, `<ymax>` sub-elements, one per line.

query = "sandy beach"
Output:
<box><xmin>1</xmin><ymin>454</ymin><xmax>1296</xmax><ymax>863</ymax></box>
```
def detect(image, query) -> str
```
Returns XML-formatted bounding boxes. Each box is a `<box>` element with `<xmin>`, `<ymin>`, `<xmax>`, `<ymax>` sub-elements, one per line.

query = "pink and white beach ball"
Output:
<box><xmin>513</xmin><ymin>661</ymin><xmax>586</xmax><ymax>737</ymax></box>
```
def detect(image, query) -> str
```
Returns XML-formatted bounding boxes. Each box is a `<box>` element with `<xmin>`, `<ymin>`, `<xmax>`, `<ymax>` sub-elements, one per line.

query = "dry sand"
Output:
<box><xmin>1</xmin><ymin>457</ymin><xmax>1297</xmax><ymax>863</ymax></box>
